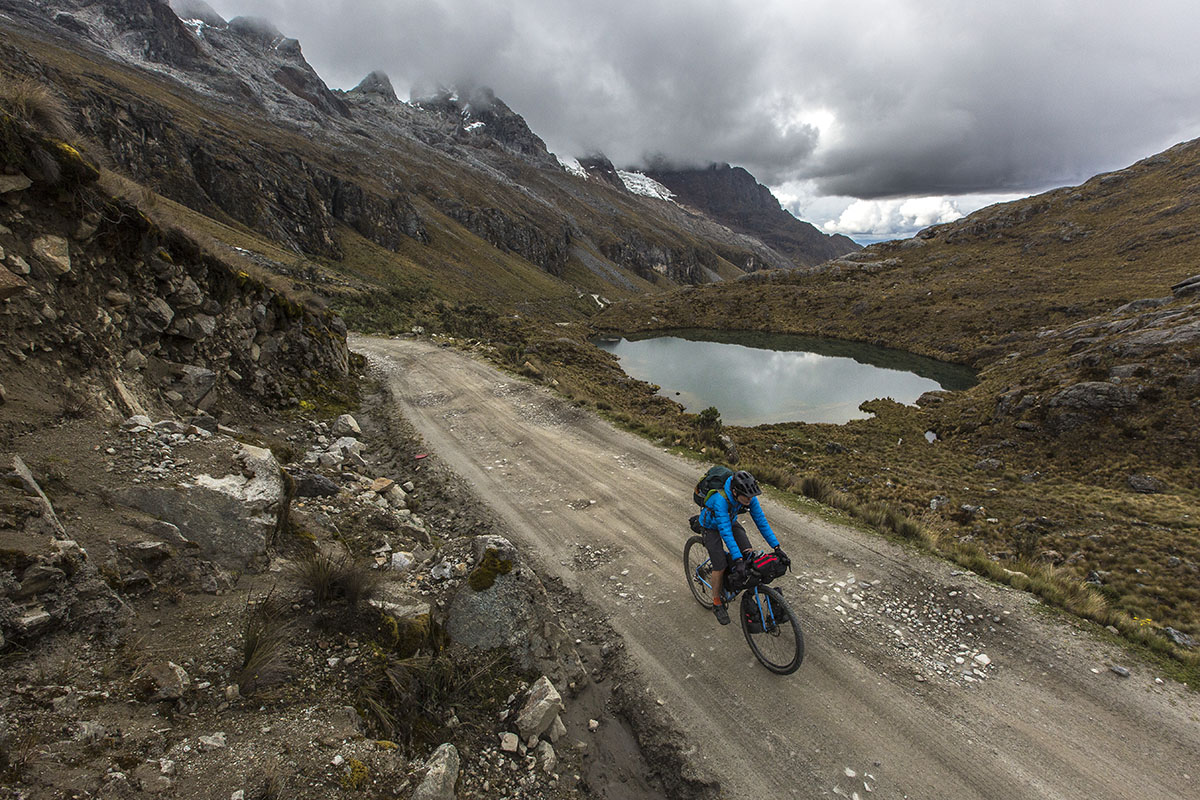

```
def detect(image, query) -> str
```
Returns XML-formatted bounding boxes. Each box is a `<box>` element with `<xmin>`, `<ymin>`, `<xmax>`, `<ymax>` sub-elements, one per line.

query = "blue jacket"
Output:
<box><xmin>698</xmin><ymin>476</ymin><xmax>779</xmax><ymax>561</ymax></box>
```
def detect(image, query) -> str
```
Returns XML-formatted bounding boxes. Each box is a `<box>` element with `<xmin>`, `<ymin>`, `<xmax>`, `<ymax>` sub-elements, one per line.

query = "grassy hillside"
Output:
<box><xmin>600</xmin><ymin>140</ymin><xmax>1200</xmax><ymax>363</ymax></box>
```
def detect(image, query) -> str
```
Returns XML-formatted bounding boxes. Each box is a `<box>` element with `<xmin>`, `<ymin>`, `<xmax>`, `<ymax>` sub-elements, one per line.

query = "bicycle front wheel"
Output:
<box><xmin>683</xmin><ymin>535</ymin><xmax>715</xmax><ymax>609</ymax></box>
<box><xmin>740</xmin><ymin>585</ymin><xmax>804</xmax><ymax>674</ymax></box>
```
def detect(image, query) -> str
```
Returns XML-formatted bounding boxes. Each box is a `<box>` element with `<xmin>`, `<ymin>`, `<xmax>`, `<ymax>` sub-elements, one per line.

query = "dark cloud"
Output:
<box><xmin>204</xmin><ymin>1</ymin><xmax>1200</xmax><ymax>199</ymax></box>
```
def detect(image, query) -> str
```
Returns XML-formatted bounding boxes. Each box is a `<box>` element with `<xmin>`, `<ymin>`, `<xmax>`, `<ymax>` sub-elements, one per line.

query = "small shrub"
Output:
<box><xmin>800</xmin><ymin>475</ymin><xmax>833</xmax><ymax>503</ymax></box>
<box><xmin>59</xmin><ymin>388</ymin><xmax>91</xmax><ymax>421</ymax></box>
<box><xmin>248</xmin><ymin>765</ymin><xmax>285</xmax><ymax>800</ymax></box>
<box><xmin>697</xmin><ymin>406</ymin><xmax>723</xmax><ymax>432</ymax></box>
<box><xmin>357</xmin><ymin>648</ymin><xmax>520</xmax><ymax>748</ymax></box>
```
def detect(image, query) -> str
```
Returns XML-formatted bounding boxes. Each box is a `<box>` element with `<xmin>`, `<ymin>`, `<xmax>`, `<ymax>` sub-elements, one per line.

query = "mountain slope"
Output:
<box><xmin>0</xmin><ymin>0</ymin><xmax>840</xmax><ymax>328</ymax></box>
<box><xmin>644</xmin><ymin>162</ymin><xmax>860</xmax><ymax>267</ymax></box>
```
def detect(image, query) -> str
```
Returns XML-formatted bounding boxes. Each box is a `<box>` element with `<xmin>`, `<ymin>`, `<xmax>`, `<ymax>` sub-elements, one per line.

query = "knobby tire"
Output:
<box><xmin>740</xmin><ymin>585</ymin><xmax>804</xmax><ymax>675</ymax></box>
<box><xmin>684</xmin><ymin>535</ymin><xmax>715</xmax><ymax>609</ymax></box>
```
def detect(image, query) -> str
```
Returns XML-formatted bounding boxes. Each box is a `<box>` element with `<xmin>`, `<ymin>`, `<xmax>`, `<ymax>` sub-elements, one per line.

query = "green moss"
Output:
<box><xmin>467</xmin><ymin>548</ymin><xmax>513</xmax><ymax>591</ymax></box>
<box><xmin>338</xmin><ymin>758</ymin><xmax>368</xmax><ymax>790</ymax></box>
<box><xmin>384</xmin><ymin>613</ymin><xmax>447</xmax><ymax>659</ymax></box>
<box><xmin>378</xmin><ymin>613</ymin><xmax>400</xmax><ymax>648</ymax></box>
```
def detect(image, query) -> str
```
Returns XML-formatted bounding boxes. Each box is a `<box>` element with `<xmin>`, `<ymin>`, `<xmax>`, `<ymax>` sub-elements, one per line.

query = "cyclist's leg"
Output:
<box><xmin>700</xmin><ymin>526</ymin><xmax>731</xmax><ymax>603</ymax></box>
<box><xmin>730</xmin><ymin>521</ymin><xmax>752</xmax><ymax>559</ymax></box>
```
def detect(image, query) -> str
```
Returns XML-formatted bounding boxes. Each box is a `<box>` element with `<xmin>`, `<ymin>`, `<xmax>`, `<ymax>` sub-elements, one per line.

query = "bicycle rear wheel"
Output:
<box><xmin>683</xmin><ymin>535</ymin><xmax>715</xmax><ymax>609</ymax></box>
<box><xmin>740</xmin><ymin>585</ymin><xmax>804</xmax><ymax>674</ymax></box>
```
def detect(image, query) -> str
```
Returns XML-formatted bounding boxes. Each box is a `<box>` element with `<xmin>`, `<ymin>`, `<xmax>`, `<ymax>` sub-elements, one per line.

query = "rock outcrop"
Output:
<box><xmin>644</xmin><ymin>162</ymin><xmax>861</xmax><ymax>268</ymax></box>
<box><xmin>0</xmin><ymin>115</ymin><xmax>350</xmax><ymax>411</ymax></box>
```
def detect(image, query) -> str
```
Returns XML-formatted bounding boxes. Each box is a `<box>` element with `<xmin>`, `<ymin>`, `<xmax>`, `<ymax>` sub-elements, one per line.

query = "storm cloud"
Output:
<box><xmin>202</xmin><ymin>1</ymin><xmax>1200</xmax><ymax>218</ymax></box>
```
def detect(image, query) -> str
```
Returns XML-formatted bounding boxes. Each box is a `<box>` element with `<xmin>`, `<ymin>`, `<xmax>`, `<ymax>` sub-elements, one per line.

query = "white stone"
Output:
<box><xmin>31</xmin><ymin>235</ymin><xmax>71</xmax><ymax>275</ymax></box>
<box><xmin>332</xmin><ymin>414</ymin><xmax>361</xmax><ymax>437</ymax></box>
<box><xmin>500</xmin><ymin>732</ymin><xmax>519</xmax><ymax>753</ymax></box>
<box><xmin>547</xmin><ymin>714</ymin><xmax>567</xmax><ymax>743</ymax></box>
<box><xmin>198</xmin><ymin>733</ymin><xmax>226</xmax><ymax>751</ymax></box>
<box><xmin>0</xmin><ymin>174</ymin><xmax>32</xmax><ymax>194</ymax></box>
<box><xmin>973</xmin><ymin>653</ymin><xmax>992</xmax><ymax>666</ymax></box>
<box><xmin>412</xmin><ymin>743</ymin><xmax>460</xmax><ymax>800</ymax></box>
<box><xmin>534</xmin><ymin>741</ymin><xmax>557</xmax><ymax>774</ymax></box>
<box><xmin>515</xmin><ymin>677</ymin><xmax>565</xmax><ymax>740</ymax></box>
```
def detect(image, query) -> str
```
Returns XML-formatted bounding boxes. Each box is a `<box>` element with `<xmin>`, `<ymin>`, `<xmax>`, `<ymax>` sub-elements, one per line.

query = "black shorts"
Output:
<box><xmin>700</xmin><ymin>521</ymin><xmax>752</xmax><ymax>572</ymax></box>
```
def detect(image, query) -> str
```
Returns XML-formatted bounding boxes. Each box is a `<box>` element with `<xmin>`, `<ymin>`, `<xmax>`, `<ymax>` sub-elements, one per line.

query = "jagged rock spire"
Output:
<box><xmin>351</xmin><ymin>71</ymin><xmax>399</xmax><ymax>104</ymax></box>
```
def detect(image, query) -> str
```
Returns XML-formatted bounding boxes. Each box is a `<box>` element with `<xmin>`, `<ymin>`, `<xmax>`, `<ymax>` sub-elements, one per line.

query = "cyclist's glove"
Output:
<box><xmin>774</xmin><ymin>547</ymin><xmax>791</xmax><ymax>569</ymax></box>
<box><xmin>730</xmin><ymin>558</ymin><xmax>748</xmax><ymax>584</ymax></box>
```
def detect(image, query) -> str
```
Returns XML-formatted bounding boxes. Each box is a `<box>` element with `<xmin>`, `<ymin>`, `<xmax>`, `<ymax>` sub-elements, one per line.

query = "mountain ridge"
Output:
<box><xmin>644</xmin><ymin>162</ymin><xmax>860</xmax><ymax>266</ymax></box>
<box><xmin>0</xmin><ymin>0</ymin><xmax>852</xmax><ymax>324</ymax></box>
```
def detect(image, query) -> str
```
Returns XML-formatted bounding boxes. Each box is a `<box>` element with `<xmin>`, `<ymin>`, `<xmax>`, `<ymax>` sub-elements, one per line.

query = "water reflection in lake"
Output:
<box><xmin>593</xmin><ymin>329</ymin><xmax>976</xmax><ymax>426</ymax></box>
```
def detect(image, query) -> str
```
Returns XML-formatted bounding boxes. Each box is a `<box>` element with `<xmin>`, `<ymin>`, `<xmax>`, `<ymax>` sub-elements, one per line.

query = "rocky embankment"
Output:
<box><xmin>0</xmin><ymin>397</ymin><xmax>625</xmax><ymax>798</ymax></box>
<box><xmin>0</xmin><ymin>112</ymin><xmax>349</xmax><ymax>413</ymax></box>
<box><xmin>1</xmin><ymin>109</ymin><xmax>681</xmax><ymax>799</ymax></box>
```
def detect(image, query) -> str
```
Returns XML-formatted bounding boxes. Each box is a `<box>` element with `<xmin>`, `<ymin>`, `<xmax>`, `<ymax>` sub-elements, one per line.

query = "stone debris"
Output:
<box><xmin>515</xmin><ymin>676</ymin><xmax>565</xmax><ymax>739</ymax></box>
<box><xmin>137</xmin><ymin>661</ymin><xmax>191</xmax><ymax>701</ymax></box>
<box><xmin>332</xmin><ymin>414</ymin><xmax>362</xmax><ymax>438</ymax></box>
<box><xmin>807</xmin><ymin>571</ymin><xmax>1000</xmax><ymax>685</ymax></box>
<box><xmin>197</xmin><ymin>732</ymin><xmax>227</xmax><ymax>751</ymax></box>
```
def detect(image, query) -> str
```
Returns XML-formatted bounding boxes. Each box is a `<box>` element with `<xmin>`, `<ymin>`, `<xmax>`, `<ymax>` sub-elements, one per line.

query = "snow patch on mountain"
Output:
<box><xmin>618</xmin><ymin>170</ymin><xmax>675</xmax><ymax>201</ymax></box>
<box><xmin>558</xmin><ymin>156</ymin><xmax>589</xmax><ymax>179</ymax></box>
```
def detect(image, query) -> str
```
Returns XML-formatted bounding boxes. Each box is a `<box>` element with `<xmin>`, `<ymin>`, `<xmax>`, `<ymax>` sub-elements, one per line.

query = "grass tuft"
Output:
<box><xmin>292</xmin><ymin>550</ymin><xmax>381</xmax><ymax>608</ymax></box>
<box><xmin>237</xmin><ymin>591</ymin><xmax>292</xmax><ymax>694</ymax></box>
<box><xmin>0</xmin><ymin>78</ymin><xmax>74</xmax><ymax>139</ymax></box>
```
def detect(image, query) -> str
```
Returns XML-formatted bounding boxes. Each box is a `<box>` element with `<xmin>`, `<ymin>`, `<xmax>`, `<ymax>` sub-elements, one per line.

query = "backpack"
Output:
<box><xmin>693</xmin><ymin>466</ymin><xmax>734</xmax><ymax>508</ymax></box>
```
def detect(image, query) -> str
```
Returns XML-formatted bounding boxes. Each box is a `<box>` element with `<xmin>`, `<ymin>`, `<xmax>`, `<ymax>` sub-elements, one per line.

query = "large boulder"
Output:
<box><xmin>331</xmin><ymin>414</ymin><xmax>361</xmax><ymax>437</ymax></box>
<box><xmin>446</xmin><ymin>551</ymin><xmax>580</xmax><ymax>682</ymax></box>
<box><xmin>119</xmin><ymin>444</ymin><xmax>285</xmax><ymax>568</ymax></box>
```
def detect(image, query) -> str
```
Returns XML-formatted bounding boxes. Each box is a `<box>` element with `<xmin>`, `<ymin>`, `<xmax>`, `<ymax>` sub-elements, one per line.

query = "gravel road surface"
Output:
<box><xmin>355</xmin><ymin>334</ymin><xmax>1199</xmax><ymax>800</ymax></box>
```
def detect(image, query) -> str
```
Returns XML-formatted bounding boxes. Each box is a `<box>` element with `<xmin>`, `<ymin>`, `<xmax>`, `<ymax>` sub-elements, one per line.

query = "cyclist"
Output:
<box><xmin>697</xmin><ymin>470</ymin><xmax>790</xmax><ymax>624</ymax></box>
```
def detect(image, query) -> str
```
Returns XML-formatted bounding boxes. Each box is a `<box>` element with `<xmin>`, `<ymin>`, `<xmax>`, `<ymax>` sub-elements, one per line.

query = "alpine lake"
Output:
<box><xmin>593</xmin><ymin>329</ymin><xmax>977</xmax><ymax>427</ymax></box>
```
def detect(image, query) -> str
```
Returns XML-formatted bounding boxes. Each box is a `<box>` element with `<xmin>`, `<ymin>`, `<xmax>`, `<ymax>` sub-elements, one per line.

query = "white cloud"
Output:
<box><xmin>824</xmin><ymin>197</ymin><xmax>964</xmax><ymax>238</ymax></box>
<box><xmin>776</xmin><ymin>181</ymin><xmax>1031</xmax><ymax>242</ymax></box>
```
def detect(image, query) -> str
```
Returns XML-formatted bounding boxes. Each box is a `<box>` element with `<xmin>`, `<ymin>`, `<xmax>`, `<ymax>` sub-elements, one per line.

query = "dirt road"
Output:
<box><xmin>355</xmin><ymin>335</ymin><xmax>1199</xmax><ymax>800</ymax></box>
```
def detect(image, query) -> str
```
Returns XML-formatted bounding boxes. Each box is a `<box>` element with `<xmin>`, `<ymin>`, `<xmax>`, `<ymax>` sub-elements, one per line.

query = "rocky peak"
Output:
<box><xmin>577</xmin><ymin>153</ymin><xmax>626</xmax><ymax>190</ymax></box>
<box><xmin>415</xmin><ymin>85</ymin><xmax>554</xmax><ymax>166</ymax></box>
<box><xmin>227</xmin><ymin>15</ymin><xmax>286</xmax><ymax>46</ymax></box>
<box><xmin>44</xmin><ymin>0</ymin><xmax>209</xmax><ymax>69</ymax></box>
<box><xmin>167</xmin><ymin>0</ymin><xmax>226</xmax><ymax>28</ymax></box>
<box><xmin>645</xmin><ymin>162</ymin><xmax>860</xmax><ymax>267</ymax></box>
<box><xmin>350</xmin><ymin>70</ymin><xmax>399</xmax><ymax>104</ymax></box>
<box><xmin>207</xmin><ymin>16</ymin><xmax>349</xmax><ymax>118</ymax></box>
<box><xmin>650</xmin><ymin>162</ymin><xmax>781</xmax><ymax>215</ymax></box>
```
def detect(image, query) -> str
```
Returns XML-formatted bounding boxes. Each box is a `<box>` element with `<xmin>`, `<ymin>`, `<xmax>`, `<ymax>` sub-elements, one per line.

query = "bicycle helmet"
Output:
<box><xmin>730</xmin><ymin>470</ymin><xmax>762</xmax><ymax>498</ymax></box>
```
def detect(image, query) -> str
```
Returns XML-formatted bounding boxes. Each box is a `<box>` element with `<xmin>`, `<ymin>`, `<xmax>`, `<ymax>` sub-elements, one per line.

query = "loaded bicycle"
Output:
<box><xmin>683</xmin><ymin>536</ymin><xmax>805</xmax><ymax>674</ymax></box>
